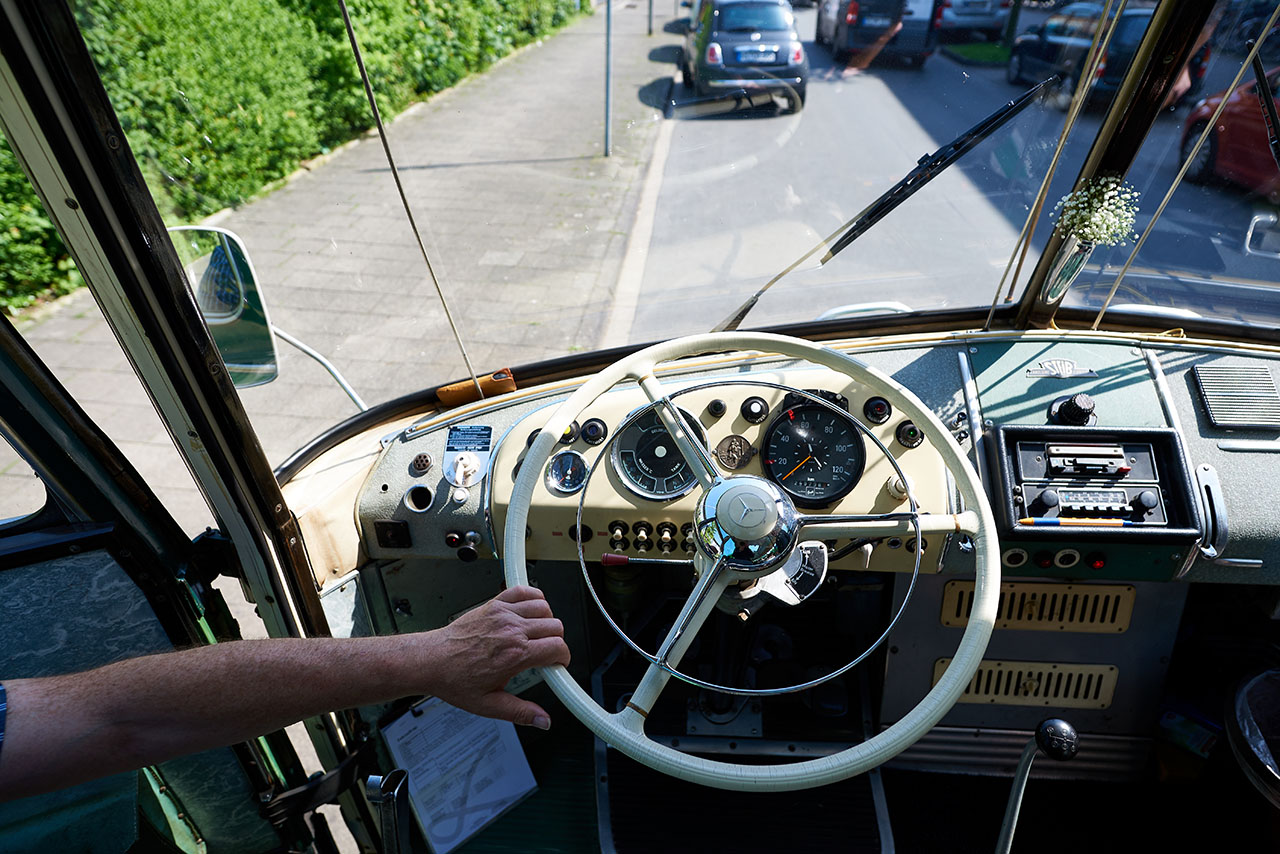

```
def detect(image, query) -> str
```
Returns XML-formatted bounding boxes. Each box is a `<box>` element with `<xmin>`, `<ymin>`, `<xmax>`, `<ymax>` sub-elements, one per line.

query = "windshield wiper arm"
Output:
<box><xmin>711</xmin><ymin>75</ymin><xmax>1058</xmax><ymax>333</ymax></box>
<box><xmin>1247</xmin><ymin>40</ymin><xmax>1280</xmax><ymax>173</ymax></box>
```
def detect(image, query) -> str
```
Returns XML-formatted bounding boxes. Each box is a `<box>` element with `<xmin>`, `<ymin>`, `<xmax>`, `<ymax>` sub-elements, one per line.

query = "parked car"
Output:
<box><xmin>1004</xmin><ymin>4</ymin><xmax>1210</xmax><ymax>110</ymax></box>
<box><xmin>937</xmin><ymin>0</ymin><xmax>1010</xmax><ymax>41</ymax></box>
<box><xmin>1182</xmin><ymin>68</ymin><xmax>1280</xmax><ymax>198</ymax></box>
<box><xmin>683</xmin><ymin>0</ymin><xmax>809</xmax><ymax>111</ymax></box>
<box><xmin>815</xmin><ymin>0</ymin><xmax>941</xmax><ymax>67</ymax></box>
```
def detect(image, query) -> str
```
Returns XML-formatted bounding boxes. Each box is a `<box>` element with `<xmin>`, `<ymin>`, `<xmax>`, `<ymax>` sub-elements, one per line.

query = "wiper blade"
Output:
<box><xmin>711</xmin><ymin>76</ymin><xmax>1058</xmax><ymax>333</ymax></box>
<box><xmin>1247</xmin><ymin>40</ymin><xmax>1280</xmax><ymax>173</ymax></box>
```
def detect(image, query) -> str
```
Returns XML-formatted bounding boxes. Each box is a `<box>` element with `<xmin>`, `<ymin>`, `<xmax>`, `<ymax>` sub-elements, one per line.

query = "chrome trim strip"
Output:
<box><xmin>1214</xmin><ymin>557</ymin><xmax>1263</xmax><ymax>568</ymax></box>
<box><xmin>1143</xmin><ymin>349</ymin><xmax>1184</xmax><ymax>434</ymax></box>
<box><xmin>957</xmin><ymin>348</ymin><xmax>989</xmax><ymax>487</ymax></box>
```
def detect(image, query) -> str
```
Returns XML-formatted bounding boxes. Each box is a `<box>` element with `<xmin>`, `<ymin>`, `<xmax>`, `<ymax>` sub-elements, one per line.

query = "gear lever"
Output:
<box><xmin>995</xmin><ymin>718</ymin><xmax>1079</xmax><ymax>854</ymax></box>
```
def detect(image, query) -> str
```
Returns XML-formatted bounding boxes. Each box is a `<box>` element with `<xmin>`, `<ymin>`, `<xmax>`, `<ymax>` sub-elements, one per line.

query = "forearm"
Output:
<box><xmin>0</xmin><ymin>585</ymin><xmax>568</xmax><ymax>802</ymax></box>
<box><xmin>0</xmin><ymin>635</ymin><xmax>424</xmax><ymax>800</ymax></box>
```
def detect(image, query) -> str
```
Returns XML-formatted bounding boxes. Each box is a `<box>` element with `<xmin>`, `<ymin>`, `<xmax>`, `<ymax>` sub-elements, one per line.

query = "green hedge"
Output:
<box><xmin>1</xmin><ymin>0</ymin><xmax>587</xmax><ymax>313</ymax></box>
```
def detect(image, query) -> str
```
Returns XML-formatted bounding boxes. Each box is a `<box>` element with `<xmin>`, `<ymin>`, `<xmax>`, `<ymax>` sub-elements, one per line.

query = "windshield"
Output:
<box><xmin>4</xmin><ymin>0</ymin><xmax>1278</xmax><ymax>462</ymax></box>
<box><xmin>718</xmin><ymin>3</ymin><xmax>793</xmax><ymax>31</ymax></box>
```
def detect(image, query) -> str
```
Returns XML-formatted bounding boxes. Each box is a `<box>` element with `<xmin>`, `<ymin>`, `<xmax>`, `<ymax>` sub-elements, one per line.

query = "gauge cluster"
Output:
<box><xmin>483</xmin><ymin>367</ymin><xmax>953</xmax><ymax>573</ymax></box>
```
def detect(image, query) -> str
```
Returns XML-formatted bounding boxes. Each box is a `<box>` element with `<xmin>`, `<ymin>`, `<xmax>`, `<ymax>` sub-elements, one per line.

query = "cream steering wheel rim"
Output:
<box><xmin>503</xmin><ymin>331</ymin><xmax>1000</xmax><ymax>791</ymax></box>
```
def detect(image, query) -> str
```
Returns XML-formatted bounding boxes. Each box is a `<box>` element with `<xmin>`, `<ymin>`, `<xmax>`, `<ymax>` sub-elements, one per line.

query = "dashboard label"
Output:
<box><xmin>443</xmin><ymin>425</ymin><xmax>493</xmax><ymax>488</ymax></box>
<box><xmin>445</xmin><ymin>425</ymin><xmax>493</xmax><ymax>452</ymax></box>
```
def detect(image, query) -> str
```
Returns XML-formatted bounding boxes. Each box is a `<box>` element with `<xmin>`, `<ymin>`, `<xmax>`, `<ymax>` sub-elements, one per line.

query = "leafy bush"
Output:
<box><xmin>0</xmin><ymin>136</ymin><xmax>81</xmax><ymax>314</ymax></box>
<box><xmin>77</xmin><ymin>0</ymin><xmax>325</xmax><ymax>220</ymax></box>
<box><xmin>3</xmin><ymin>0</ymin><xmax>588</xmax><ymax>311</ymax></box>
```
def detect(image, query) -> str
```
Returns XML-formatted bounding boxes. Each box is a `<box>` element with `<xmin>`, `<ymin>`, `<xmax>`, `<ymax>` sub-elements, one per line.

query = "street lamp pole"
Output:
<box><xmin>605</xmin><ymin>0</ymin><xmax>613</xmax><ymax>156</ymax></box>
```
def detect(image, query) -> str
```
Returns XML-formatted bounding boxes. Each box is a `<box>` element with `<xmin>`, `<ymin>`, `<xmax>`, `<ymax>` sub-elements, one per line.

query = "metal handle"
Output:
<box><xmin>366</xmin><ymin>770</ymin><xmax>411</xmax><ymax>854</ymax></box>
<box><xmin>1194</xmin><ymin>463</ymin><xmax>1229</xmax><ymax>562</ymax></box>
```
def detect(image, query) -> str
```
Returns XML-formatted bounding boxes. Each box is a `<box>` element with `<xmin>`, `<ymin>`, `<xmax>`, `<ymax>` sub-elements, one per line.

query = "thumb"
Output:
<box><xmin>475</xmin><ymin>691</ymin><xmax>552</xmax><ymax>730</ymax></box>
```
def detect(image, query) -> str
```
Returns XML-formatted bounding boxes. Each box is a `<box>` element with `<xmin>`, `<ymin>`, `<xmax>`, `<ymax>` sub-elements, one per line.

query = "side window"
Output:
<box><xmin>0</xmin><ymin>434</ymin><xmax>47</xmax><ymax>526</ymax></box>
<box><xmin>1044</xmin><ymin>14</ymin><xmax>1066</xmax><ymax>36</ymax></box>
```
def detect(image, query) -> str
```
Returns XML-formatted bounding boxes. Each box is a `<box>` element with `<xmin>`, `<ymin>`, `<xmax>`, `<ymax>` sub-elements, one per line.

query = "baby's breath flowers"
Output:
<box><xmin>1052</xmin><ymin>175</ymin><xmax>1140</xmax><ymax>247</ymax></box>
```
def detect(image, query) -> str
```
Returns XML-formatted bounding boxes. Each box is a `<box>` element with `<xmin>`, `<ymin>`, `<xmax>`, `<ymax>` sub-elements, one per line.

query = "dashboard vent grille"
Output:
<box><xmin>934</xmin><ymin>659</ymin><xmax>1117</xmax><ymax>709</ymax></box>
<box><xmin>1193</xmin><ymin>364</ymin><xmax>1280</xmax><ymax>428</ymax></box>
<box><xmin>941</xmin><ymin>581</ymin><xmax>1135</xmax><ymax>633</ymax></box>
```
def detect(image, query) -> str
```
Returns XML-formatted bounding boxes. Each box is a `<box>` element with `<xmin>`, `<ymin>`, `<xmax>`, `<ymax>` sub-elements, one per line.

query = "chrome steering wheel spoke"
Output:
<box><xmin>797</xmin><ymin>509</ymin><xmax>979</xmax><ymax>541</ymax></box>
<box><xmin>636</xmin><ymin>373</ymin><xmax>722</xmax><ymax>491</ymax></box>
<box><xmin>620</xmin><ymin>552</ymin><xmax>729</xmax><ymax>731</ymax></box>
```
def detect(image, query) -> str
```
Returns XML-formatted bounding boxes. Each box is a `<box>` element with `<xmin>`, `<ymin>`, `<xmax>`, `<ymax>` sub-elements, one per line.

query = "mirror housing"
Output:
<box><xmin>168</xmin><ymin>226</ymin><xmax>279</xmax><ymax>388</ymax></box>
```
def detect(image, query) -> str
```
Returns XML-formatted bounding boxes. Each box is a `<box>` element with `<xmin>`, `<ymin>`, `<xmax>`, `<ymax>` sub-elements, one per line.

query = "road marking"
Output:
<box><xmin>599</xmin><ymin>79</ymin><xmax>676</xmax><ymax>348</ymax></box>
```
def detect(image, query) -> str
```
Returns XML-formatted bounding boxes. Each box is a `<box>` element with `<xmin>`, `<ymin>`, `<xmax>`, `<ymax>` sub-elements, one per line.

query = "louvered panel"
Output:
<box><xmin>934</xmin><ymin>659</ymin><xmax>1118</xmax><ymax>709</ymax></box>
<box><xmin>940</xmin><ymin>581</ymin><xmax>1135</xmax><ymax>633</ymax></box>
<box><xmin>1193</xmin><ymin>364</ymin><xmax>1280</xmax><ymax>428</ymax></box>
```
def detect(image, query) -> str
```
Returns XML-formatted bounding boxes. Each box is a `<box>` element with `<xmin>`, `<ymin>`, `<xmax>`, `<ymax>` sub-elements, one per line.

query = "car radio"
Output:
<box><xmin>986</xmin><ymin>426</ymin><xmax>1202</xmax><ymax>581</ymax></box>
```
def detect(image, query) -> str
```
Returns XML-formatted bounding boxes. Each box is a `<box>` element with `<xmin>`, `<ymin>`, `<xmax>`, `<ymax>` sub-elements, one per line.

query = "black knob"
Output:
<box><xmin>708</xmin><ymin>399</ymin><xmax>727</xmax><ymax>418</ymax></box>
<box><xmin>741</xmin><ymin>397</ymin><xmax>769</xmax><ymax>424</ymax></box>
<box><xmin>457</xmin><ymin>546</ymin><xmax>478</xmax><ymax>563</ymax></box>
<box><xmin>863</xmin><ymin>397</ymin><xmax>892</xmax><ymax>425</ymax></box>
<box><xmin>1135</xmin><ymin>490</ymin><xmax>1159</xmax><ymax>512</ymax></box>
<box><xmin>1034</xmin><ymin>718</ymin><xmax>1079</xmax><ymax>761</ymax></box>
<box><xmin>582</xmin><ymin>418</ymin><xmax>608</xmax><ymax>445</ymax></box>
<box><xmin>1054</xmin><ymin>393</ymin><xmax>1096</xmax><ymax>426</ymax></box>
<box><xmin>1038</xmin><ymin>489</ymin><xmax>1060</xmax><ymax>508</ymax></box>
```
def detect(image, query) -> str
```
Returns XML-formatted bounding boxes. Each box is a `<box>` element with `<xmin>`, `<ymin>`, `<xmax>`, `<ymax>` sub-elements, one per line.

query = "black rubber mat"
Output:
<box><xmin>602</xmin><ymin>749</ymin><xmax>882</xmax><ymax>854</ymax></box>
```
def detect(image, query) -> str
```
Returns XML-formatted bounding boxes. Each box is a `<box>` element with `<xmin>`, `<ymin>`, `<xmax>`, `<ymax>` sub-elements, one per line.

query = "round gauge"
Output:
<box><xmin>545</xmin><ymin>449</ymin><xmax>589</xmax><ymax>495</ymax></box>
<box><xmin>610</xmin><ymin>408</ymin><xmax>707</xmax><ymax>501</ymax></box>
<box><xmin>761</xmin><ymin>403</ymin><xmax>866</xmax><ymax>506</ymax></box>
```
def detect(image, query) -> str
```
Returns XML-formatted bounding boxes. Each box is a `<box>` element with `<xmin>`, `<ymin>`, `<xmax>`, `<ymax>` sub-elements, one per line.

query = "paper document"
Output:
<box><xmin>382</xmin><ymin>697</ymin><xmax>537</xmax><ymax>853</ymax></box>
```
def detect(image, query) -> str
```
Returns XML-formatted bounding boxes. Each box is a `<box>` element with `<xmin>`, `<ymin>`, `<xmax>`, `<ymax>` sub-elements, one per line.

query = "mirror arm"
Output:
<box><xmin>271</xmin><ymin>326</ymin><xmax>369</xmax><ymax>412</ymax></box>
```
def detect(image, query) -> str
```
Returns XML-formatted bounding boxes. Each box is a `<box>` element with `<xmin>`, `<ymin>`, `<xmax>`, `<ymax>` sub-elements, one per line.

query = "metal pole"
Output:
<box><xmin>649</xmin><ymin>0</ymin><xmax>654</xmax><ymax>35</ymax></box>
<box><xmin>606</xmin><ymin>0</ymin><xmax>613</xmax><ymax>156</ymax></box>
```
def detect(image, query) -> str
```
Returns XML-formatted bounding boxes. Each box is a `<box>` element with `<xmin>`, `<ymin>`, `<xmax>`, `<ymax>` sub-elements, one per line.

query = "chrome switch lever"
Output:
<box><xmin>994</xmin><ymin>718</ymin><xmax>1079</xmax><ymax>854</ymax></box>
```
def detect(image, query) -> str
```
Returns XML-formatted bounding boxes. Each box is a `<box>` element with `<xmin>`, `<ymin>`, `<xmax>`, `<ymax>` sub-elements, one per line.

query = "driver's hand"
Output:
<box><xmin>413</xmin><ymin>585</ymin><xmax>569</xmax><ymax>729</ymax></box>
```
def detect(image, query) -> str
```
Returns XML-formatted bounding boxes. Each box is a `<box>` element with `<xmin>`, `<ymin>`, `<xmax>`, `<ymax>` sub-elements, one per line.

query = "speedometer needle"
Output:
<box><xmin>782</xmin><ymin>455</ymin><xmax>813</xmax><ymax>480</ymax></box>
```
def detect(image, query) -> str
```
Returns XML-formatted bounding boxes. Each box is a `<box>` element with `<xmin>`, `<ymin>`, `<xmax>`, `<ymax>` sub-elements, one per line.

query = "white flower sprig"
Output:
<box><xmin>1052</xmin><ymin>175</ymin><xmax>1140</xmax><ymax>247</ymax></box>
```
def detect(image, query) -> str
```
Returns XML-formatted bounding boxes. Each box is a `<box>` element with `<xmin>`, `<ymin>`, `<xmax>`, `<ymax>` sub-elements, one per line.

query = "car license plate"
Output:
<box><xmin>863</xmin><ymin>15</ymin><xmax>891</xmax><ymax>27</ymax></box>
<box><xmin>739</xmin><ymin>50</ymin><xmax>777</xmax><ymax>63</ymax></box>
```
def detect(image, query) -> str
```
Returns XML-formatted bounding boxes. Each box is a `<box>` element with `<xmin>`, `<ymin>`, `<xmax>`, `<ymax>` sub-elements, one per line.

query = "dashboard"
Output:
<box><xmin>285</xmin><ymin>331</ymin><xmax>1280</xmax><ymax>780</ymax></box>
<box><xmin>350</xmin><ymin>333</ymin><xmax>1279</xmax><ymax>586</ymax></box>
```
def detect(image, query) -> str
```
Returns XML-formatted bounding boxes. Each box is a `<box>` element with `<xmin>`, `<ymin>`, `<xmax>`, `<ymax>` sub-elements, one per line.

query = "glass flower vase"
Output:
<box><xmin>1042</xmin><ymin>235</ymin><xmax>1096</xmax><ymax>303</ymax></box>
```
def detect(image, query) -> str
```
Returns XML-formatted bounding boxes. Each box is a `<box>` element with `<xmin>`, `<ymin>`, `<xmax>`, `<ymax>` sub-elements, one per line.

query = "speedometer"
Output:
<box><xmin>610</xmin><ymin>408</ymin><xmax>706</xmax><ymax>501</ymax></box>
<box><xmin>762</xmin><ymin>403</ymin><xmax>866</xmax><ymax>507</ymax></box>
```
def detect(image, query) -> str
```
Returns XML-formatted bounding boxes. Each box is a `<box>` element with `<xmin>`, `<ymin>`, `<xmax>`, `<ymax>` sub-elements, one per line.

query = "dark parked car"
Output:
<box><xmin>815</xmin><ymin>0</ymin><xmax>942</xmax><ymax>67</ymax></box>
<box><xmin>1182</xmin><ymin>69</ymin><xmax>1280</xmax><ymax>199</ymax></box>
<box><xmin>1006</xmin><ymin>3</ymin><xmax>1153</xmax><ymax>108</ymax></box>
<box><xmin>683</xmin><ymin>0</ymin><xmax>810</xmax><ymax>111</ymax></box>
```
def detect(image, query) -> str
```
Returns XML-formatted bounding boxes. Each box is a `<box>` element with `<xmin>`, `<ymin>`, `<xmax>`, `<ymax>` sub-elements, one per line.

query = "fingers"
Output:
<box><xmin>479</xmin><ymin>691</ymin><xmax>552</xmax><ymax>730</ymax></box>
<box><xmin>521</xmin><ymin>617</ymin><xmax>564</xmax><ymax>640</ymax></box>
<box><xmin>497</xmin><ymin>585</ymin><xmax>545</xmax><ymax>605</ymax></box>
<box><xmin>502</xmin><ymin>597</ymin><xmax>554</xmax><ymax>619</ymax></box>
<box><xmin>523</xmin><ymin>636</ymin><xmax>571</xmax><ymax>669</ymax></box>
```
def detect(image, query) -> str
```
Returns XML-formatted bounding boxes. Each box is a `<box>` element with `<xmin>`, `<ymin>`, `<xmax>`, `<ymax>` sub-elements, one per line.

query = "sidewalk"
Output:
<box><xmin>5</xmin><ymin>1</ymin><xmax>682</xmax><ymax>534</ymax></box>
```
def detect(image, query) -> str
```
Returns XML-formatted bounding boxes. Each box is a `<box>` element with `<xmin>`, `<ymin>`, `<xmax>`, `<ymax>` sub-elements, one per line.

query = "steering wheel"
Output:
<box><xmin>503</xmin><ymin>332</ymin><xmax>999</xmax><ymax>791</ymax></box>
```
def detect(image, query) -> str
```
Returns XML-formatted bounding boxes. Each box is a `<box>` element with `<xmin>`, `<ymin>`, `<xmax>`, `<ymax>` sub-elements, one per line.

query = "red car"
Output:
<box><xmin>1182</xmin><ymin>69</ymin><xmax>1280</xmax><ymax>198</ymax></box>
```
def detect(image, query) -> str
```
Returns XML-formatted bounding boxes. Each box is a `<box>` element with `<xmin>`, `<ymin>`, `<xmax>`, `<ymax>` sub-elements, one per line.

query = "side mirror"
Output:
<box><xmin>168</xmin><ymin>226</ymin><xmax>279</xmax><ymax>388</ymax></box>
<box><xmin>1244</xmin><ymin>210</ymin><xmax>1280</xmax><ymax>260</ymax></box>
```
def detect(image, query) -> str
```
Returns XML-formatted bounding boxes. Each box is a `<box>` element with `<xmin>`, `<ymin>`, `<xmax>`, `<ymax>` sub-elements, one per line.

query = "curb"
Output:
<box><xmin>940</xmin><ymin>46</ymin><xmax>1008</xmax><ymax>67</ymax></box>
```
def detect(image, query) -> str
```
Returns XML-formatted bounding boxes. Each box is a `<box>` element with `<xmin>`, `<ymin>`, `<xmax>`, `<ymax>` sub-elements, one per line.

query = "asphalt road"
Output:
<box><xmin>626</xmin><ymin>7</ymin><xmax>1280</xmax><ymax>341</ymax></box>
